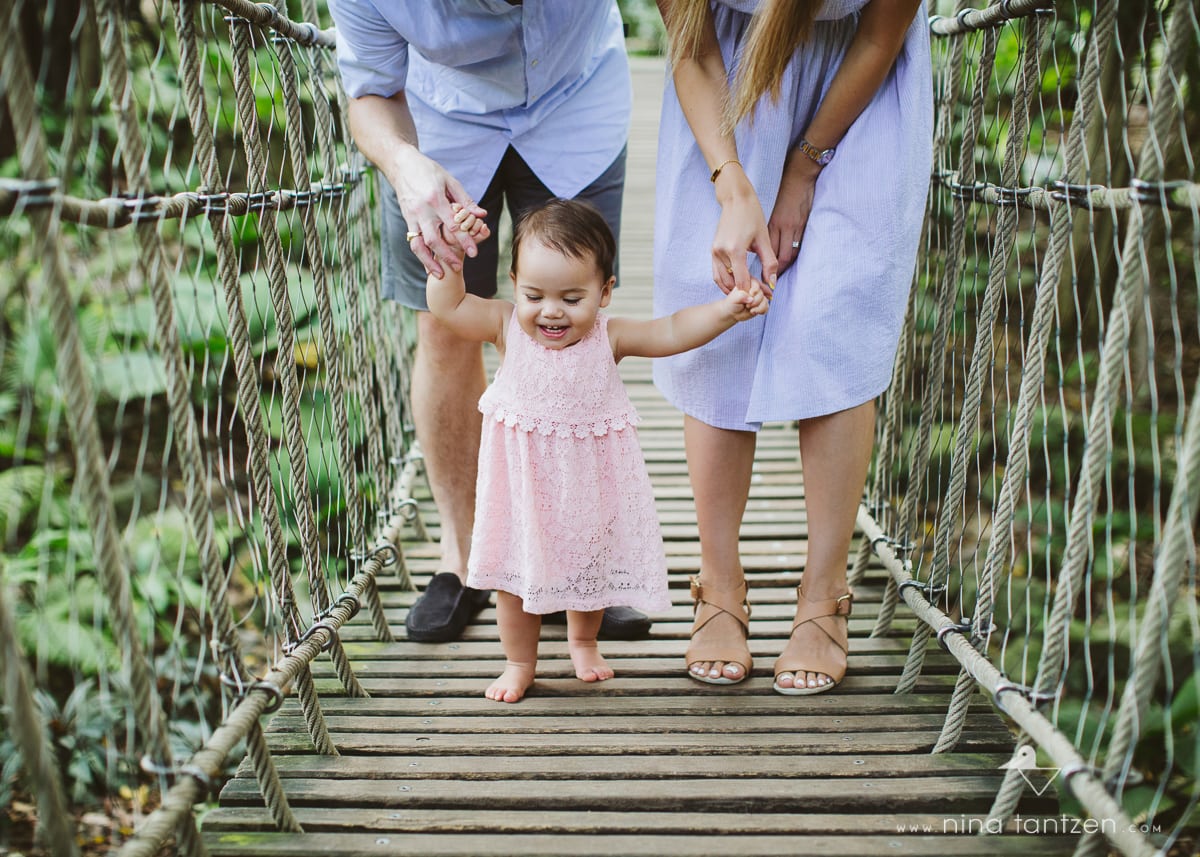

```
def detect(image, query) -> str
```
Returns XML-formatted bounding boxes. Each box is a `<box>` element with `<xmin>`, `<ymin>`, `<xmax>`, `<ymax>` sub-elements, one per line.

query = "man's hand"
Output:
<box><xmin>393</xmin><ymin>147</ymin><xmax>488</xmax><ymax>278</ymax></box>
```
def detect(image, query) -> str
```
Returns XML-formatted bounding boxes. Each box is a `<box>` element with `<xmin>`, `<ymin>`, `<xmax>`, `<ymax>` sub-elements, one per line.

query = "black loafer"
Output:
<box><xmin>543</xmin><ymin>605</ymin><xmax>653</xmax><ymax>640</ymax></box>
<box><xmin>404</xmin><ymin>572</ymin><xmax>492</xmax><ymax>642</ymax></box>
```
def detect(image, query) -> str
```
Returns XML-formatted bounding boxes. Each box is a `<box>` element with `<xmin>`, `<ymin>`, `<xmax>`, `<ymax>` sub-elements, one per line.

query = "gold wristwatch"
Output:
<box><xmin>797</xmin><ymin>137</ymin><xmax>836</xmax><ymax>167</ymax></box>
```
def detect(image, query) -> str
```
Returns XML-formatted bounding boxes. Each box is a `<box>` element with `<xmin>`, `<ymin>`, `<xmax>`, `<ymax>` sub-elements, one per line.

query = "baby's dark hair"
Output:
<box><xmin>510</xmin><ymin>198</ymin><xmax>616</xmax><ymax>282</ymax></box>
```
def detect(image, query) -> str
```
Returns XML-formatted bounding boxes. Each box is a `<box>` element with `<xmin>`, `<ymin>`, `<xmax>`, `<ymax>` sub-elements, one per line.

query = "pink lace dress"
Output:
<box><xmin>466</xmin><ymin>312</ymin><xmax>671</xmax><ymax>614</ymax></box>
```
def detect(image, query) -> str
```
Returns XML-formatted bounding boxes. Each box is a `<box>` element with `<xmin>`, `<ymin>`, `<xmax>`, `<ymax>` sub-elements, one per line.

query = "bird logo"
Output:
<box><xmin>999</xmin><ymin>745</ymin><xmax>1061</xmax><ymax>796</ymax></box>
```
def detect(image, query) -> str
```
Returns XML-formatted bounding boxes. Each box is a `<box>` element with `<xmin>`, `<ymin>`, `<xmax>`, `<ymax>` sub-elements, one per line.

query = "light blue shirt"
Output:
<box><xmin>329</xmin><ymin>0</ymin><xmax>631</xmax><ymax>199</ymax></box>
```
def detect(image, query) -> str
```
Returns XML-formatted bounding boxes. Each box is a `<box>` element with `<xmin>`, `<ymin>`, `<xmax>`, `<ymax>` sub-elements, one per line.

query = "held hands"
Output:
<box><xmin>395</xmin><ymin>148</ymin><xmax>488</xmax><ymax>278</ymax></box>
<box><xmin>711</xmin><ymin>167</ymin><xmax>779</xmax><ymax>300</ymax></box>
<box><xmin>725</xmin><ymin>279</ymin><xmax>770</xmax><ymax>322</ymax></box>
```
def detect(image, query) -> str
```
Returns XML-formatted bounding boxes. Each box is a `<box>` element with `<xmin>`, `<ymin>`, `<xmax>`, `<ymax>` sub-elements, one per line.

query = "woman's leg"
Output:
<box><xmin>685</xmin><ymin>415</ymin><xmax>757</xmax><ymax>682</ymax></box>
<box><xmin>567</xmin><ymin>610</ymin><xmax>613</xmax><ymax>682</ymax></box>
<box><xmin>488</xmin><ymin>590</ymin><xmax>541</xmax><ymax>703</ymax></box>
<box><xmin>775</xmin><ymin>400</ymin><xmax>875</xmax><ymax>691</ymax></box>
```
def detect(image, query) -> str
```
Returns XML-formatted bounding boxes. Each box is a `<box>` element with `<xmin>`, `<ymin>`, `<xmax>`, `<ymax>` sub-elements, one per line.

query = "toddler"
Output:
<box><xmin>427</xmin><ymin>198</ymin><xmax>767</xmax><ymax>703</ymax></box>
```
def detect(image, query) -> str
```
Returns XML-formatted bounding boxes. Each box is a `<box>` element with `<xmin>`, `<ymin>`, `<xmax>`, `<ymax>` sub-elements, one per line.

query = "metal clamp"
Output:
<box><xmin>246</xmin><ymin>678</ymin><xmax>286</xmax><ymax>714</ymax></box>
<box><xmin>871</xmin><ymin>534</ymin><xmax>915</xmax><ymax>558</ymax></box>
<box><xmin>1049</xmin><ymin>179</ymin><xmax>1104</xmax><ymax>209</ymax></box>
<box><xmin>897</xmin><ymin>578</ymin><xmax>947</xmax><ymax>602</ymax></box>
<box><xmin>992</xmin><ymin>679</ymin><xmax>1057</xmax><ymax>716</ymax></box>
<box><xmin>1060</xmin><ymin>761</ymin><xmax>1101</xmax><ymax>785</ymax></box>
<box><xmin>0</xmin><ymin>177</ymin><xmax>61</xmax><ymax>212</ymax></box>
<box><xmin>931</xmin><ymin>614</ymin><xmax>979</xmax><ymax>648</ymax></box>
<box><xmin>195</xmin><ymin>191</ymin><xmax>229</xmax><ymax>215</ymax></box>
<box><xmin>139</xmin><ymin>756</ymin><xmax>217</xmax><ymax>794</ymax></box>
<box><xmin>949</xmin><ymin>179</ymin><xmax>989</xmax><ymax>203</ymax></box>
<box><xmin>115</xmin><ymin>193</ymin><xmax>166</xmax><ymax>223</ymax></box>
<box><xmin>1130</xmin><ymin>178</ymin><xmax>1193</xmax><ymax>212</ymax></box>
<box><xmin>393</xmin><ymin>497</ymin><xmax>420</xmax><ymax>522</ymax></box>
<box><xmin>993</xmin><ymin>185</ymin><xmax>1036</xmax><ymax>208</ymax></box>
<box><xmin>284</xmin><ymin>618</ymin><xmax>339</xmax><ymax>654</ymax></box>
<box><xmin>351</xmin><ymin>542</ymin><xmax>399</xmax><ymax>569</ymax></box>
<box><xmin>331</xmin><ymin>591</ymin><xmax>362</xmax><ymax>620</ymax></box>
<box><xmin>179</xmin><ymin>764</ymin><xmax>216</xmax><ymax>794</ymax></box>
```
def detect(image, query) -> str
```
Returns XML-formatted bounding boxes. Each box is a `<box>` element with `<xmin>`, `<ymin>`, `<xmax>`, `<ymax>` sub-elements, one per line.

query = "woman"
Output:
<box><xmin>654</xmin><ymin>0</ymin><xmax>932</xmax><ymax>694</ymax></box>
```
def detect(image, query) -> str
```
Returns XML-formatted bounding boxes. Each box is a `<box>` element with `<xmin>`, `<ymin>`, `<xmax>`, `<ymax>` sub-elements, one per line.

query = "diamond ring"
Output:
<box><xmin>406</xmin><ymin>231</ymin><xmax>419</xmax><ymax>242</ymax></box>
<box><xmin>791</xmin><ymin>240</ymin><xmax>800</xmax><ymax>249</ymax></box>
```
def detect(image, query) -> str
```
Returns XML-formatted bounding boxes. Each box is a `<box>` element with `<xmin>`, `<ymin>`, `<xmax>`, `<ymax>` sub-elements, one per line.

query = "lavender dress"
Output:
<box><xmin>653</xmin><ymin>0</ymin><xmax>933</xmax><ymax>429</ymax></box>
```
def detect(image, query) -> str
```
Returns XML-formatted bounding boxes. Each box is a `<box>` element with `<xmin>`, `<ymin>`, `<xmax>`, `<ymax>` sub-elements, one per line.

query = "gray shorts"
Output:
<box><xmin>379</xmin><ymin>145</ymin><xmax>626</xmax><ymax>310</ymax></box>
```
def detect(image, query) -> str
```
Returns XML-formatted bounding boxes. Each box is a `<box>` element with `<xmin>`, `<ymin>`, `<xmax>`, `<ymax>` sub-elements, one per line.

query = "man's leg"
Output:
<box><xmin>380</xmin><ymin>174</ymin><xmax>501</xmax><ymax>641</ymax></box>
<box><xmin>412</xmin><ymin>312</ymin><xmax>486</xmax><ymax>581</ymax></box>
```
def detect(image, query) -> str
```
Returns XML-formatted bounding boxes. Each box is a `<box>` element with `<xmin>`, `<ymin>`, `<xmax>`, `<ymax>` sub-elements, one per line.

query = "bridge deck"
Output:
<box><xmin>201</xmin><ymin>58</ymin><xmax>1076</xmax><ymax>856</ymax></box>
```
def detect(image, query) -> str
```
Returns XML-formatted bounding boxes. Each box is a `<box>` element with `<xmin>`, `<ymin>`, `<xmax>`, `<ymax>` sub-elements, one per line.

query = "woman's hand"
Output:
<box><xmin>711</xmin><ymin>168</ymin><xmax>779</xmax><ymax>298</ymax></box>
<box><xmin>768</xmin><ymin>149</ymin><xmax>821</xmax><ymax>276</ymax></box>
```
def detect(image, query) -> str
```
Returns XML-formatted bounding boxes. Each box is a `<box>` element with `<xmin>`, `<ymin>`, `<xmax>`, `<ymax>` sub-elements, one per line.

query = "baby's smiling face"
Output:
<box><xmin>512</xmin><ymin>239</ymin><xmax>614</xmax><ymax>349</ymax></box>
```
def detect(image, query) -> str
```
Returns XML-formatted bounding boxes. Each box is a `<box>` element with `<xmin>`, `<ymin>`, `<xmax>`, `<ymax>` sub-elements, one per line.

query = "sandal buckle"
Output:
<box><xmin>689</xmin><ymin>576</ymin><xmax>703</xmax><ymax>604</ymax></box>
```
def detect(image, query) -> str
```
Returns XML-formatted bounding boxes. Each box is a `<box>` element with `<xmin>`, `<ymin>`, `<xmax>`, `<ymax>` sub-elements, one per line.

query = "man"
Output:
<box><xmin>329</xmin><ymin>0</ymin><xmax>652</xmax><ymax>642</ymax></box>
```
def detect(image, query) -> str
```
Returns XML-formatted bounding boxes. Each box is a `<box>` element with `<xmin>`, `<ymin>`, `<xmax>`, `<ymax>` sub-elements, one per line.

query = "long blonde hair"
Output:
<box><xmin>665</xmin><ymin>0</ymin><xmax>818</xmax><ymax>130</ymax></box>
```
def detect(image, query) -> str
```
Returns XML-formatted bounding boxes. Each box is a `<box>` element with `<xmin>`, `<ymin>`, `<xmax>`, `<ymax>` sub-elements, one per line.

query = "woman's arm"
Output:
<box><xmin>770</xmin><ymin>0</ymin><xmax>922</xmax><ymax>273</ymax></box>
<box><xmin>657</xmin><ymin>0</ymin><xmax>778</xmax><ymax>297</ymax></box>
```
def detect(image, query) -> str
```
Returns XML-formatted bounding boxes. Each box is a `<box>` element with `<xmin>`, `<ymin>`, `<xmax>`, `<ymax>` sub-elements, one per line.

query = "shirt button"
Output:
<box><xmin>530</xmin><ymin>58</ymin><xmax>539</xmax><ymax>67</ymax></box>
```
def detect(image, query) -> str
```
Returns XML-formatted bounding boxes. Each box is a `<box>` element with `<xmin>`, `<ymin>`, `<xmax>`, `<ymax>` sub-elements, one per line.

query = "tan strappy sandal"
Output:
<box><xmin>685</xmin><ymin>575</ymin><xmax>752</xmax><ymax>685</ymax></box>
<box><xmin>772</xmin><ymin>584</ymin><xmax>852</xmax><ymax>696</ymax></box>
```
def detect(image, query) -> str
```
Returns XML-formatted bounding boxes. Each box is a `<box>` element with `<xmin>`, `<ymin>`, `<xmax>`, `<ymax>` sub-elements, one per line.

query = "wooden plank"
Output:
<box><xmin>218</xmin><ymin>774</ymin><xmax>1018</xmax><ymax>812</ymax></box>
<box><xmin>306</xmin><ymin>655</ymin><xmax>963</xmax><ymax>679</ymax></box>
<box><xmin>238</xmin><ymin>752</ymin><xmax>1011</xmax><ymax>779</ymax></box>
<box><xmin>201</xmin><ymin>806</ymin><xmax>1072</xmax><ymax>838</ymax></box>
<box><xmin>309</xmin><ymin>674</ymin><xmax>959</xmax><ymax>697</ymax></box>
<box><xmin>269</xmin><ymin>692</ymin><xmax>981</xmax><ymax>718</ymax></box>
<box><xmin>261</xmin><ymin>731</ymin><xmax>1012</xmax><ymax>756</ymax></box>
<box><xmin>203</xmin><ymin>830</ymin><xmax>1079</xmax><ymax>857</ymax></box>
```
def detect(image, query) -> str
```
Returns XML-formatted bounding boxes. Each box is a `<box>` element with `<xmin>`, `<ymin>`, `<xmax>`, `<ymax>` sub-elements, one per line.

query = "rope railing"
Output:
<box><xmin>865</xmin><ymin>1</ymin><xmax>1198</xmax><ymax>854</ymax></box>
<box><xmin>0</xmin><ymin>0</ymin><xmax>1196</xmax><ymax>855</ymax></box>
<box><xmin>0</xmin><ymin>0</ymin><xmax>413</xmax><ymax>852</ymax></box>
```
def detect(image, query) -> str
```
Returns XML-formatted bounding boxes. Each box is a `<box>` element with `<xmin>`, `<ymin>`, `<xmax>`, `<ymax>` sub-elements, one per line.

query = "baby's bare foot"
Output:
<box><xmin>568</xmin><ymin>640</ymin><xmax>614</xmax><ymax>682</ymax></box>
<box><xmin>485</xmin><ymin>662</ymin><xmax>535</xmax><ymax>703</ymax></box>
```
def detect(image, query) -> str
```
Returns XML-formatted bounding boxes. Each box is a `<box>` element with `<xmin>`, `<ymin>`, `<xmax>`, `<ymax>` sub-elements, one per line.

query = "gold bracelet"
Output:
<box><xmin>709</xmin><ymin>158</ymin><xmax>741</xmax><ymax>183</ymax></box>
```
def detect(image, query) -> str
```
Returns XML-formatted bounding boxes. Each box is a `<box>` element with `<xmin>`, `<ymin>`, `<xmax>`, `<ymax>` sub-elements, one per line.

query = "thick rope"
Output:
<box><xmin>116</xmin><ymin>543</ymin><xmax>401</xmax><ymax>857</ymax></box>
<box><xmin>1029</xmin><ymin>0</ymin><xmax>1192</xmax><ymax>724</ymax></box>
<box><xmin>981</xmin><ymin>0</ymin><xmax>1119</xmax><ymax>824</ymax></box>
<box><xmin>202</xmin><ymin>0</ymin><xmax>333</xmax><ymax>47</ymax></box>
<box><xmin>861</xmin><ymin>509</ymin><xmax>1159</xmax><ymax>856</ymax></box>
<box><xmin>962</xmin><ymin>1</ymin><xmax>1118</xmax><ymax>779</ymax></box>
<box><xmin>92</xmin><ymin>0</ymin><xmax>305</xmax><ymax>832</ymax></box>
<box><xmin>271</xmin><ymin>27</ymin><xmax>390</xmax><ymax>640</ymax></box>
<box><xmin>904</xmin><ymin>13</ymin><xmax>1045</xmax><ymax>719</ymax></box>
<box><xmin>0</xmin><ymin>581</ymin><xmax>79</xmax><ymax>857</ymax></box>
<box><xmin>226</xmin><ymin>15</ymin><xmax>368</xmax><ymax>699</ymax></box>
<box><xmin>0</xmin><ymin>5</ymin><xmax>199</xmax><ymax>854</ymax></box>
<box><xmin>171</xmin><ymin>0</ymin><xmax>338</xmax><ymax>755</ymax></box>
<box><xmin>1070</xmin><ymin>4</ymin><xmax>1200</xmax><ymax>852</ymax></box>
<box><xmin>930</xmin><ymin>0</ymin><xmax>1053</xmax><ymax>36</ymax></box>
<box><xmin>875</xmin><ymin>21</ymin><xmax>997</xmax><ymax>640</ymax></box>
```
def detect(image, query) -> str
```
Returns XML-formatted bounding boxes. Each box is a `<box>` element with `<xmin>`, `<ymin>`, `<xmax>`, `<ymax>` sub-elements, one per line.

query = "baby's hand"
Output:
<box><xmin>728</xmin><ymin>280</ymin><xmax>769</xmax><ymax>321</ymax></box>
<box><xmin>451</xmin><ymin>202</ymin><xmax>491</xmax><ymax>244</ymax></box>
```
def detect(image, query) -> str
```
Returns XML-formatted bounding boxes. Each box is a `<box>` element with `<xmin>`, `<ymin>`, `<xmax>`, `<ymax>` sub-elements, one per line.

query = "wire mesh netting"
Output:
<box><xmin>1</xmin><ymin>0</ymin><xmax>415</xmax><ymax>853</ymax></box>
<box><xmin>0</xmin><ymin>0</ymin><xmax>1197</xmax><ymax>855</ymax></box>
<box><xmin>862</xmin><ymin>1</ymin><xmax>1198</xmax><ymax>853</ymax></box>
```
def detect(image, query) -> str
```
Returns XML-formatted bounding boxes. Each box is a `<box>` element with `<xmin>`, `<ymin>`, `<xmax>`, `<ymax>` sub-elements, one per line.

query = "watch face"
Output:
<box><xmin>818</xmin><ymin>148</ymin><xmax>835</xmax><ymax>166</ymax></box>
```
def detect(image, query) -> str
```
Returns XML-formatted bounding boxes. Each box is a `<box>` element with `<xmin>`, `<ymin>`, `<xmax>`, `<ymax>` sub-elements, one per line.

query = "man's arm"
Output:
<box><xmin>347</xmin><ymin>92</ymin><xmax>486</xmax><ymax>279</ymax></box>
